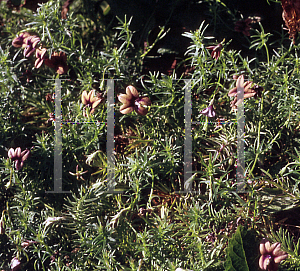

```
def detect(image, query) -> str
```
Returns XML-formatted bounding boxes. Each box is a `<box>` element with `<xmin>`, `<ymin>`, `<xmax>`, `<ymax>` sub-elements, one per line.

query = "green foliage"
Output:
<box><xmin>0</xmin><ymin>0</ymin><xmax>299</xmax><ymax>270</ymax></box>
<box><xmin>225</xmin><ymin>226</ymin><xmax>259</xmax><ymax>271</ymax></box>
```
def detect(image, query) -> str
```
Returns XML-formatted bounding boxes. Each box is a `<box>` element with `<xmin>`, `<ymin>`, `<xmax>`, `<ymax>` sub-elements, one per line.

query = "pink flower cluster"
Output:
<box><xmin>12</xmin><ymin>32</ymin><xmax>68</xmax><ymax>74</ymax></box>
<box><xmin>8</xmin><ymin>147</ymin><xmax>30</xmax><ymax>171</ymax></box>
<box><xmin>81</xmin><ymin>90</ymin><xmax>103</xmax><ymax>117</ymax></box>
<box><xmin>118</xmin><ymin>85</ymin><xmax>151</xmax><ymax>116</ymax></box>
<box><xmin>259</xmin><ymin>239</ymin><xmax>288</xmax><ymax>270</ymax></box>
<box><xmin>12</xmin><ymin>32</ymin><xmax>40</xmax><ymax>57</ymax></box>
<box><xmin>206</xmin><ymin>43</ymin><xmax>223</xmax><ymax>61</ymax></box>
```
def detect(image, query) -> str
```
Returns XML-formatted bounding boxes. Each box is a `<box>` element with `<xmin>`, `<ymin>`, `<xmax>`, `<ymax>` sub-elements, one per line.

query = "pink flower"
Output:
<box><xmin>259</xmin><ymin>239</ymin><xmax>288</xmax><ymax>270</ymax></box>
<box><xmin>81</xmin><ymin>90</ymin><xmax>103</xmax><ymax>116</ymax></box>
<box><xmin>206</xmin><ymin>43</ymin><xmax>222</xmax><ymax>60</ymax></box>
<box><xmin>44</xmin><ymin>51</ymin><xmax>69</xmax><ymax>74</ymax></box>
<box><xmin>200</xmin><ymin>105</ymin><xmax>215</xmax><ymax>118</ymax></box>
<box><xmin>228</xmin><ymin>75</ymin><xmax>263</xmax><ymax>109</ymax></box>
<box><xmin>118</xmin><ymin>85</ymin><xmax>151</xmax><ymax>116</ymax></box>
<box><xmin>69</xmin><ymin>165</ymin><xmax>88</xmax><ymax>181</ymax></box>
<box><xmin>47</xmin><ymin>112</ymin><xmax>55</xmax><ymax>123</ymax></box>
<box><xmin>21</xmin><ymin>240</ymin><xmax>37</xmax><ymax>248</ymax></box>
<box><xmin>11</xmin><ymin>257</ymin><xmax>21</xmax><ymax>271</ymax></box>
<box><xmin>234</xmin><ymin>18</ymin><xmax>253</xmax><ymax>36</ymax></box>
<box><xmin>12</xmin><ymin>32</ymin><xmax>31</xmax><ymax>48</ymax></box>
<box><xmin>8</xmin><ymin>147</ymin><xmax>30</xmax><ymax>171</ymax></box>
<box><xmin>23</xmin><ymin>35</ymin><xmax>40</xmax><ymax>57</ymax></box>
<box><xmin>35</xmin><ymin>48</ymin><xmax>47</xmax><ymax>68</ymax></box>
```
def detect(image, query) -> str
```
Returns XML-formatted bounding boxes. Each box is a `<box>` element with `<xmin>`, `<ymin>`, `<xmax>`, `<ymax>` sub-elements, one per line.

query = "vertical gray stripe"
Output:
<box><xmin>46</xmin><ymin>79</ymin><xmax>70</xmax><ymax>193</ymax></box>
<box><xmin>236</xmin><ymin>78</ymin><xmax>245</xmax><ymax>192</ymax></box>
<box><xmin>107</xmin><ymin>79</ymin><xmax>115</xmax><ymax>192</ymax></box>
<box><xmin>50</xmin><ymin>79</ymin><xmax>63</xmax><ymax>192</ymax></box>
<box><xmin>184</xmin><ymin>79</ymin><xmax>192</xmax><ymax>192</ymax></box>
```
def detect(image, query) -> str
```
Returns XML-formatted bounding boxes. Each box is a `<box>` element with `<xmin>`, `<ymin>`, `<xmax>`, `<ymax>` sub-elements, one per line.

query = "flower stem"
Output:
<box><xmin>264</xmin><ymin>43</ymin><xmax>269</xmax><ymax>66</ymax></box>
<box><xmin>249</xmin><ymin>93</ymin><xmax>264</xmax><ymax>176</ymax></box>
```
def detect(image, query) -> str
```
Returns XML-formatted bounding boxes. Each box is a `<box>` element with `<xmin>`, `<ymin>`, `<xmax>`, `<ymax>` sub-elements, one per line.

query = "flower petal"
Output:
<box><xmin>90</xmin><ymin>95</ymin><xmax>99</xmax><ymax>103</ymax></box>
<box><xmin>201</xmin><ymin>107</ymin><xmax>209</xmax><ymax>114</ymax></box>
<box><xmin>118</xmin><ymin>94</ymin><xmax>131</xmax><ymax>105</ymax></box>
<box><xmin>91</xmin><ymin>99</ymin><xmax>102</xmax><ymax>109</ymax></box>
<box><xmin>135</xmin><ymin>105</ymin><xmax>148</xmax><ymax>116</ymax></box>
<box><xmin>81</xmin><ymin>91</ymin><xmax>88</xmax><ymax>105</ymax></box>
<box><xmin>244</xmin><ymin>81</ymin><xmax>253</xmax><ymax>92</ymax></box>
<box><xmin>15</xmin><ymin>147</ymin><xmax>21</xmax><ymax>158</ymax></box>
<box><xmin>11</xmin><ymin>257</ymin><xmax>21</xmax><ymax>271</ymax></box>
<box><xmin>236</xmin><ymin>75</ymin><xmax>244</xmax><ymax>91</ymax></box>
<box><xmin>32</xmin><ymin>37</ymin><xmax>40</xmax><ymax>48</ymax></box>
<box><xmin>265</xmin><ymin>241</ymin><xmax>278</xmax><ymax>253</ymax></box>
<box><xmin>127</xmin><ymin>85</ymin><xmax>139</xmax><ymax>98</ymax></box>
<box><xmin>259</xmin><ymin>255</ymin><xmax>264</xmax><ymax>270</ymax></box>
<box><xmin>228</xmin><ymin>87</ymin><xmax>237</xmax><ymax>97</ymax></box>
<box><xmin>206</xmin><ymin>46</ymin><xmax>216</xmax><ymax>50</ymax></box>
<box><xmin>12</xmin><ymin>37</ymin><xmax>23</xmax><ymax>48</ymax></box>
<box><xmin>8</xmin><ymin>148</ymin><xmax>15</xmax><ymax>159</ymax></box>
<box><xmin>208</xmin><ymin>109</ymin><xmax>215</xmax><ymax>118</ymax></box>
<box><xmin>44</xmin><ymin>58</ymin><xmax>56</xmax><ymax>69</ymax></box>
<box><xmin>231</xmin><ymin>97</ymin><xmax>238</xmax><ymax>106</ymax></box>
<box><xmin>274</xmin><ymin>253</ymin><xmax>288</xmax><ymax>263</ymax></box>
<box><xmin>24</xmin><ymin>46</ymin><xmax>35</xmax><ymax>57</ymax></box>
<box><xmin>36</xmin><ymin>48</ymin><xmax>47</xmax><ymax>59</ymax></box>
<box><xmin>259</xmin><ymin>254</ymin><xmax>272</xmax><ymax>270</ymax></box>
<box><xmin>272</xmin><ymin>243</ymin><xmax>282</xmax><ymax>256</ymax></box>
<box><xmin>138</xmin><ymin>97</ymin><xmax>151</xmax><ymax>106</ymax></box>
<box><xmin>125</xmin><ymin>86</ymin><xmax>133</xmax><ymax>99</ymax></box>
<box><xmin>260</xmin><ymin>239</ymin><xmax>268</xmax><ymax>255</ymax></box>
<box><xmin>15</xmin><ymin>160</ymin><xmax>23</xmax><ymax>171</ymax></box>
<box><xmin>201</xmin><ymin>105</ymin><xmax>215</xmax><ymax>118</ymax></box>
<box><xmin>87</xmin><ymin>90</ymin><xmax>95</xmax><ymax>101</ymax></box>
<box><xmin>244</xmin><ymin>92</ymin><xmax>256</xmax><ymax>99</ymax></box>
<box><xmin>120</xmin><ymin>105</ymin><xmax>134</xmax><ymax>114</ymax></box>
<box><xmin>35</xmin><ymin>58</ymin><xmax>44</xmax><ymax>69</ymax></box>
<box><xmin>56</xmin><ymin>65</ymin><xmax>67</xmax><ymax>75</ymax></box>
<box><xmin>21</xmin><ymin>149</ymin><xmax>30</xmax><ymax>162</ymax></box>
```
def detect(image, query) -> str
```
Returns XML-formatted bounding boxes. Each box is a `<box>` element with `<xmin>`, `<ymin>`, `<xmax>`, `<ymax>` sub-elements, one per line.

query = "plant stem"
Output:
<box><xmin>264</xmin><ymin>43</ymin><xmax>270</xmax><ymax>66</ymax></box>
<box><xmin>249</xmin><ymin>93</ymin><xmax>264</xmax><ymax>176</ymax></box>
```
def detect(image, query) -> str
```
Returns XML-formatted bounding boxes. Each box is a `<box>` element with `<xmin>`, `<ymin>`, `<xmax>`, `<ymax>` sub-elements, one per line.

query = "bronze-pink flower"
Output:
<box><xmin>44</xmin><ymin>51</ymin><xmax>69</xmax><ymax>74</ymax></box>
<box><xmin>8</xmin><ymin>147</ymin><xmax>30</xmax><ymax>171</ymax></box>
<box><xmin>234</xmin><ymin>18</ymin><xmax>253</xmax><ymax>36</ymax></box>
<box><xmin>35</xmin><ymin>48</ymin><xmax>47</xmax><ymax>68</ymax></box>
<box><xmin>206</xmin><ymin>43</ymin><xmax>222</xmax><ymax>60</ymax></box>
<box><xmin>228</xmin><ymin>76</ymin><xmax>263</xmax><ymax>109</ymax></box>
<box><xmin>11</xmin><ymin>257</ymin><xmax>21</xmax><ymax>271</ymax></box>
<box><xmin>200</xmin><ymin>105</ymin><xmax>215</xmax><ymax>118</ymax></box>
<box><xmin>69</xmin><ymin>165</ymin><xmax>88</xmax><ymax>181</ymax></box>
<box><xmin>118</xmin><ymin>85</ymin><xmax>151</xmax><ymax>116</ymax></box>
<box><xmin>12</xmin><ymin>32</ymin><xmax>31</xmax><ymax>48</ymax></box>
<box><xmin>81</xmin><ymin>90</ymin><xmax>103</xmax><ymax>116</ymax></box>
<box><xmin>21</xmin><ymin>240</ymin><xmax>37</xmax><ymax>249</ymax></box>
<box><xmin>23</xmin><ymin>35</ymin><xmax>41</xmax><ymax>57</ymax></box>
<box><xmin>47</xmin><ymin>112</ymin><xmax>55</xmax><ymax>123</ymax></box>
<box><xmin>259</xmin><ymin>239</ymin><xmax>288</xmax><ymax>270</ymax></box>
